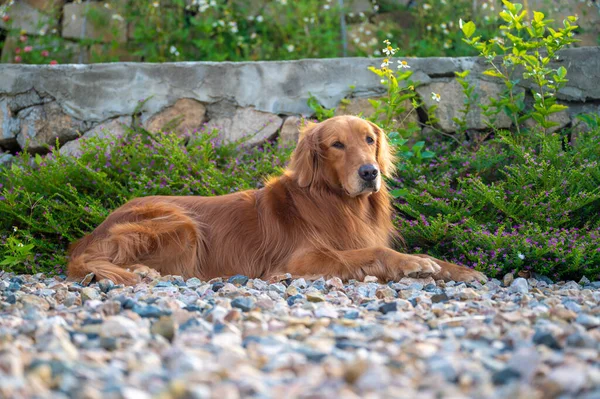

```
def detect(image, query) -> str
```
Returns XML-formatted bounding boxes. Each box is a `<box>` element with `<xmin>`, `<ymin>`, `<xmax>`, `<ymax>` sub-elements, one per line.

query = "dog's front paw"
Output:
<box><xmin>413</xmin><ymin>254</ymin><xmax>487</xmax><ymax>283</ymax></box>
<box><xmin>394</xmin><ymin>255</ymin><xmax>442</xmax><ymax>279</ymax></box>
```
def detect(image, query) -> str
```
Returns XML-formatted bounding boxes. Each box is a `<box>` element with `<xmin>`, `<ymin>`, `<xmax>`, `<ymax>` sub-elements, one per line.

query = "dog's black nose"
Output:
<box><xmin>358</xmin><ymin>164</ymin><xmax>379</xmax><ymax>182</ymax></box>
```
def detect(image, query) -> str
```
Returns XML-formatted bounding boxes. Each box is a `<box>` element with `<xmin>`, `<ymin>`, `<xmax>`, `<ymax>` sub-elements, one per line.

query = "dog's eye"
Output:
<box><xmin>332</xmin><ymin>141</ymin><xmax>345</xmax><ymax>149</ymax></box>
<box><xmin>366</xmin><ymin>136</ymin><xmax>375</xmax><ymax>144</ymax></box>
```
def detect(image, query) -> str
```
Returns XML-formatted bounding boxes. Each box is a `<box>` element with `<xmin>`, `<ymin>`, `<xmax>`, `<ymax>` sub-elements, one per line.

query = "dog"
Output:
<box><xmin>67</xmin><ymin>115</ymin><xmax>486</xmax><ymax>285</ymax></box>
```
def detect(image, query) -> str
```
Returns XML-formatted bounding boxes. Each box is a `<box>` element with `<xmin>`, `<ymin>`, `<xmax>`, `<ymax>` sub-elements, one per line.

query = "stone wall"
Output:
<box><xmin>1</xmin><ymin>47</ymin><xmax>600</xmax><ymax>162</ymax></box>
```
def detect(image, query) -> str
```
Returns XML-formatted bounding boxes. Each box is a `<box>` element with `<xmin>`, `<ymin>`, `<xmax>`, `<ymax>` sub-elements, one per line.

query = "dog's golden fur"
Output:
<box><xmin>67</xmin><ymin>116</ymin><xmax>485</xmax><ymax>285</ymax></box>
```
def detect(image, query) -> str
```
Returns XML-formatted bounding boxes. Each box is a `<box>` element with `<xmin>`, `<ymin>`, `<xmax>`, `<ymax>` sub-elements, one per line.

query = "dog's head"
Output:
<box><xmin>289</xmin><ymin>115</ymin><xmax>395</xmax><ymax>197</ymax></box>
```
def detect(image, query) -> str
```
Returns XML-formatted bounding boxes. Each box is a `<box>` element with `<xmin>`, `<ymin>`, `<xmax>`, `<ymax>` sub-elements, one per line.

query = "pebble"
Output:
<box><xmin>98</xmin><ymin>279</ymin><xmax>115</xmax><ymax>293</ymax></box>
<box><xmin>0</xmin><ymin>271</ymin><xmax>598</xmax><ymax>398</ymax></box>
<box><xmin>228</xmin><ymin>275</ymin><xmax>249</xmax><ymax>286</ymax></box>
<box><xmin>132</xmin><ymin>304</ymin><xmax>171</xmax><ymax>318</ymax></box>
<box><xmin>378</xmin><ymin>301</ymin><xmax>397</xmax><ymax>314</ymax></box>
<box><xmin>80</xmin><ymin>287</ymin><xmax>101</xmax><ymax>302</ymax></box>
<box><xmin>431</xmin><ymin>292</ymin><xmax>449</xmax><ymax>303</ymax></box>
<box><xmin>231</xmin><ymin>297</ymin><xmax>255</xmax><ymax>312</ymax></box>
<box><xmin>503</xmin><ymin>272</ymin><xmax>514</xmax><ymax>287</ymax></box>
<box><xmin>576</xmin><ymin>313</ymin><xmax>600</xmax><ymax>329</ymax></box>
<box><xmin>306</xmin><ymin>291</ymin><xmax>325</xmax><ymax>302</ymax></box>
<box><xmin>532</xmin><ymin>330</ymin><xmax>561</xmax><ymax>350</ymax></box>
<box><xmin>150</xmin><ymin>315</ymin><xmax>176</xmax><ymax>341</ymax></box>
<box><xmin>509</xmin><ymin>277</ymin><xmax>529</xmax><ymax>294</ymax></box>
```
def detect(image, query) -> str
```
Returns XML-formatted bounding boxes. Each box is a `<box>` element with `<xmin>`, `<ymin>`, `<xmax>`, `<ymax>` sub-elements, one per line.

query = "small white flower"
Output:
<box><xmin>324</xmin><ymin>4</ymin><xmax>330</xmax><ymax>9</ymax></box>
<box><xmin>153</xmin><ymin>1</ymin><xmax>159</xmax><ymax>7</ymax></box>
<box><xmin>397</xmin><ymin>60</ymin><xmax>410</xmax><ymax>69</ymax></box>
<box><xmin>380</xmin><ymin>79</ymin><xmax>386</xmax><ymax>84</ymax></box>
<box><xmin>382</xmin><ymin>42</ymin><xmax>396</xmax><ymax>56</ymax></box>
<box><xmin>250</xmin><ymin>32</ymin><xmax>257</xmax><ymax>39</ymax></box>
<box><xmin>459</xmin><ymin>18</ymin><xmax>464</xmax><ymax>29</ymax></box>
<box><xmin>256</xmin><ymin>15</ymin><xmax>264</xmax><ymax>23</ymax></box>
<box><xmin>287</xmin><ymin>44</ymin><xmax>295</xmax><ymax>52</ymax></box>
<box><xmin>13</xmin><ymin>226</ymin><xmax>17</xmax><ymax>232</ymax></box>
<box><xmin>112</xmin><ymin>14</ymin><xmax>124</xmax><ymax>22</ymax></box>
<box><xmin>482</xmin><ymin>3</ymin><xmax>488</xmax><ymax>9</ymax></box>
<box><xmin>426</xmin><ymin>24</ymin><xmax>432</xmax><ymax>31</ymax></box>
<box><xmin>380</xmin><ymin>58</ymin><xmax>390</xmax><ymax>69</ymax></box>
<box><xmin>518</xmin><ymin>252</ymin><xmax>525</xmax><ymax>260</ymax></box>
<box><xmin>440</xmin><ymin>23</ymin><xmax>447</xmax><ymax>29</ymax></box>
<box><xmin>423</xmin><ymin>3</ymin><xmax>432</xmax><ymax>10</ymax></box>
<box><xmin>17</xmin><ymin>243</ymin><xmax>24</xmax><ymax>247</ymax></box>
<box><xmin>431</xmin><ymin>92</ymin><xmax>441</xmax><ymax>102</ymax></box>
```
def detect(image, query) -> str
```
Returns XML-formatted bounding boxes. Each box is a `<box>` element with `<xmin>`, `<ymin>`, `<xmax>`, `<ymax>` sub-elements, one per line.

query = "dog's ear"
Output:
<box><xmin>368</xmin><ymin>121</ymin><xmax>396</xmax><ymax>178</ymax></box>
<box><xmin>290</xmin><ymin>121</ymin><xmax>321</xmax><ymax>187</ymax></box>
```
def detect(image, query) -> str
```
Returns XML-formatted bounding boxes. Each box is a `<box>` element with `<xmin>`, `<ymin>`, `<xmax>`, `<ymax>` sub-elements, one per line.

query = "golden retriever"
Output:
<box><xmin>67</xmin><ymin>115</ymin><xmax>486</xmax><ymax>285</ymax></box>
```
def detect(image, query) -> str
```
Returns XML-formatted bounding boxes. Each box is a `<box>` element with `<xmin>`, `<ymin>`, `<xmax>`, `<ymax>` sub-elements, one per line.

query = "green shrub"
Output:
<box><xmin>391</xmin><ymin>127</ymin><xmax>600</xmax><ymax>280</ymax></box>
<box><xmin>0</xmin><ymin>128</ymin><xmax>292</xmax><ymax>275</ymax></box>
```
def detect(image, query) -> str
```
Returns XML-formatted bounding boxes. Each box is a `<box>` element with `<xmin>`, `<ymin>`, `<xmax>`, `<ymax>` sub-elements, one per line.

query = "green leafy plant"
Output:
<box><xmin>0</xmin><ymin>229</ymin><xmax>35</xmax><ymax>274</ymax></box>
<box><xmin>461</xmin><ymin>1</ymin><xmax>578</xmax><ymax>133</ymax></box>
<box><xmin>307</xmin><ymin>94</ymin><xmax>335</xmax><ymax>121</ymax></box>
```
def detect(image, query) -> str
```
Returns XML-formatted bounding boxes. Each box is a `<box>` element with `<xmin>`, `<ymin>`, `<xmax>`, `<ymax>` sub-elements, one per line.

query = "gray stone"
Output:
<box><xmin>279</xmin><ymin>116</ymin><xmax>302</xmax><ymax>147</ymax></box>
<box><xmin>150</xmin><ymin>315</ymin><xmax>176</xmax><ymax>341</ymax></box>
<box><xmin>231</xmin><ymin>297</ymin><xmax>255</xmax><ymax>312</ymax></box>
<box><xmin>378</xmin><ymin>301</ymin><xmax>397</xmax><ymax>314</ymax></box>
<box><xmin>492</xmin><ymin>367</ymin><xmax>521</xmax><ymax>385</ymax></box>
<box><xmin>80</xmin><ymin>287</ymin><xmax>101</xmax><ymax>302</ymax></box>
<box><xmin>100</xmin><ymin>316</ymin><xmax>144</xmax><ymax>339</ymax></box>
<box><xmin>306</xmin><ymin>291</ymin><xmax>325</xmax><ymax>302</ymax></box>
<box><xmin>532</xmin><ymin>330</ymin><xmax>561</xmax><ymax>350</ymax></box>
<box><xmin>575</xmin><ymin>313</ymin><xmax>600</xmax><ymax>329</ymax></box>
<box><xmin>203</xmin><ymin>107</ymin><xmax>282</xmax><ymax>145</ymax></box>
<box><xmin>98</xmin><ymin>279</ymin><xmax>115</xmax><ymax>293</ymax></box>
<box><xmin>0</xmin><ymin>98</ymin><xmax>20</xmax><ymax>149</ymax></box>
<box><xmin>565</xmin><ymin>332</ymin><xmax>597</xmax><ymax>349</ymax></box>
<box><xmin>0</xmin><ymin>1</ymin><xmax>54</xmax><ymax>35</ymax></box>
<box><xmin>17</xmin><ymin>102</ymin><xmax>90</xmax><ymax>153</ymax></box>
<box><xmin>145</xmin><ymin>98</ymin><xmax>207</xmax><ymax>136</ymax></box>
<box><xmin>59</xmin><ymin>116</ymin><xmax>131</xmax><ymax>157</ymax></box>
<box><xmin>62</xmin><ymin>2</ymin><xmax>127</xmax><ymax>43</ymax></box>
<box><xmin>0</xmin><ymin>151</ymin><xmax>13</xmax><ymax>168</ymax></box>
<box><xmin>186</xmin><ymin>277</ymin><xmax>202</xmax><ymax>288</ymax></box>
<box><xmin>335</xmin><ymin>96</ymin><xmax>419</xmax><ymax>130</ymax></box>
<box><xmin>509</xmin><ymin>278</ymin><xmax>529</xmax><ymax>294</ymax></box>
<box><xmin>228</xmin><ymin>275</ymin><xmax>249</xmax><ymax>286</ymax></box>
<box><xmin>416</xmin><ymin>78</ymin><xmax>516</xmax><ymax>132</ymax></box>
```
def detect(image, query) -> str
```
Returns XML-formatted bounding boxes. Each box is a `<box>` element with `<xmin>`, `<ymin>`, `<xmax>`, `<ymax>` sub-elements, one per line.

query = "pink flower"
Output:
<box><xmin>24</xmin><ymin>46</ymin><xmax>32</xmax><ymax>53</ymax></box>
<box><xmin>49</xmin><ymin>60</ymin><xmax>58</xmax><ymax>65</ymax></box>
<box><xmin>14</xmin><ymin>55</ymin><xmax>22</xmax><ymax>63</ymax></box>
<box><xmin>41</xmin><ymin>50</ymin><xmax>49</xmax><ymax>57</ymax></box>
<box><xmin>19</xmin><ymin>35</ymin><xmax>27</xmax><ymax>42</ymax></box>
<box><xmin>2</xmin><ymin>15</ymin><xmax>9</xmax><ymax>22</ymax></box>
<box><xmin>15</xmin><ymin>47</ymin><xmax>21</xmax><ymax>54</ymax></box>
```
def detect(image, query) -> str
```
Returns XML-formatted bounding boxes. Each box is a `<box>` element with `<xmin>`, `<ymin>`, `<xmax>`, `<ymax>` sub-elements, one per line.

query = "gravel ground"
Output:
<box><xmin>0</xmin><ymin>270</ymin><xmax>599</xmax><ymax>399</ymax></box>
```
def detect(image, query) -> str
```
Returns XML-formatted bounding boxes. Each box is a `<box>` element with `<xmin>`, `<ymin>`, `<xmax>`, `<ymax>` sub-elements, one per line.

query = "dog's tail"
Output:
<box><xmin>67</xmin><ymin>237</ymin><xmax>139</xmax><ymax>285</ymax></box>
